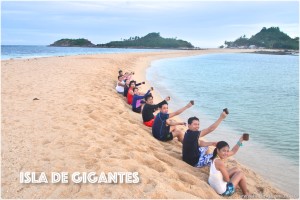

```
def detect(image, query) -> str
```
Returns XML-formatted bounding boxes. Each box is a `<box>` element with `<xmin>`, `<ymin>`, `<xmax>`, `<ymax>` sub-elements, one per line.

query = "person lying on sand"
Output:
<box><xmin>182</xmin><ymin>112</ymin><xmax>227</xmax><ymax>168</ymax></box>
<box><xmin>208</xmin><ymin>138</ymin><xmax>249</xmax><ymax>196</ymax></box>
<box><xmin>132</xmin><ymin>87</ymin><xmax>152</xmax><ymax>113</ymax></box>
<box><xmin>142</xmin><ymin>95</ymin><xmax>170</xmax><ymax>127</ymax></box>
<box><xmin>152</xmin><ymin>101</ymin><xmax>193</xmax><ymax>143</ymax></box>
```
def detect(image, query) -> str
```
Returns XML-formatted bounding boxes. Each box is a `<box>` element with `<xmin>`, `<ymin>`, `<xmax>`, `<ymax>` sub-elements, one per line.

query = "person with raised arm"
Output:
<box><xmin>152</xmin><ymin>101</ymin><xmax>194</xmax><ymax>143</ymax></box>
<box><xmin>142</xmin><ymin>95</ymin><xmax>170</xmax><ymax>127</ymax></box>
<box><xmin>182</xmin><ymin>110</ymin><xmax>227</xmax><ymax>168</ymax></box>
<box><xmin>208</xmin><ymin>137</ymin><xmax>249</xmax><ymax>196</ymax></box>
<box><xmin>131</xmin><ymin>87</ymin><xmax>152</xmax><ymax>113</ymax></box>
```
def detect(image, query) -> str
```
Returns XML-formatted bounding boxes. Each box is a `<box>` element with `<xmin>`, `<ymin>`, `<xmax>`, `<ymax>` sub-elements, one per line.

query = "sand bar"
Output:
<box><xmin>1</xmin><ymin>49</ymin><xmax>289</xmax><ymax>198</ymax></box>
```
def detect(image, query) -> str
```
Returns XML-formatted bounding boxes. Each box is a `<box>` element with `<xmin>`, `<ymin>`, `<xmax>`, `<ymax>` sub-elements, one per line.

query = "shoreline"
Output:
<box><xmin>1</xmin><ymin>49</ymin><xmax>292</xmax><ymax>198</ymax></box>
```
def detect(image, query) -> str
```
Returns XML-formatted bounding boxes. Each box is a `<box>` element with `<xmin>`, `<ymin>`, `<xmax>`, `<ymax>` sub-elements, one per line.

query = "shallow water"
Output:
<box><xmin>147</xmin><ymin>53</ymin><xmax>299</xmax><ymax>197</ymax></box>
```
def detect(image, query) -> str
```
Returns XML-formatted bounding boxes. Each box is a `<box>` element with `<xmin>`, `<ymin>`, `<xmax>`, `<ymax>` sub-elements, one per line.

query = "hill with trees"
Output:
<box><xmin>50</xmin><ymin>38</ymin><xmax>95</xmax><ymax>47</ymax></box>
<box><xmin>97</xmin><ymin>32</ymin><xmax>194</xmax><ymax>49</ymax></box>
<box><xmin>224</xmin><ymin>27</ymin><xmax>299</xmax><ymax>50</ymax></box>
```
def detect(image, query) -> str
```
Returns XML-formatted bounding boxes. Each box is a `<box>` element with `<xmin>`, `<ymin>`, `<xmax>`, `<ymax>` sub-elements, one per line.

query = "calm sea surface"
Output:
<box><xmin>1</xmin><ymin>45</ymin><xmax>165</xmax><ymax>60</ymax></box>
<box><xmin>147</xmin><ymin>53</ymin><xmax>299</xmax><ymax>197</ymax></box>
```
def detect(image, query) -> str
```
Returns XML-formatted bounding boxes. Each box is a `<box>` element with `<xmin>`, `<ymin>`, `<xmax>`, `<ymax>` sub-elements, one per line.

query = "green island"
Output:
<box><xmin>97</xmin><ymin>32</ymin><xmax>194</xmax><ymax>49</ymax></box>
<box><xmin>50</xmin><ymin>32</ymin><xmax>195</xmax><ymax>49</ymax></box>
<box><xmin>222</xmin><ymin>27</ymin><xmax>299</xmax><ymax>50</ymax></box>
<box><xmin>50</xmin><ymin>38</ymin><xmax>95</xmax><ymax>47</ymax></box>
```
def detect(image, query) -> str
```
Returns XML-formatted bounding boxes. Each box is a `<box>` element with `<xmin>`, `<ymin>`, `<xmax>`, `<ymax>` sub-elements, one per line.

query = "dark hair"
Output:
<box><xmin>118</xmin><ymin>70</ymin><xmax>123</xmax><ymax>74</ymax></box>
<box><xmin>158</xmin><ymin>102</ymin><xmax>168</xmax><ymax>109</ymax></box>
<box><xmin>188</xmin><ymin>116</ymin><xmax>199</xmax><ymax>125</ymax></box>
<box><xmin>211</xmin><ymin>141</ymin><xmax>229</xmax><ymax>161</ymax></box>
<box><xmin>145</xmin><ymin>94</ymin><xmax>153</xmax><ymax>101</ymax></box>
<box><xmin>129</xmin><ymin>80</ymin><xmax>136</xmax><ymax>87</ymax></box>
<box><xmin>118</xmin><ymin>75</ymin><xmax>123</xmax><ymax>80</ymax></box>
<box><xmin>133</xmin><ymin>87</ymin><xmax>139</xmax><ymax>92</ymax></box>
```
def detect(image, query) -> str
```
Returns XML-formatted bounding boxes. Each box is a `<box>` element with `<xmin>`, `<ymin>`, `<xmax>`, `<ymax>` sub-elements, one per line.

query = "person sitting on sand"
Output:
<box><xmin>132</xmin><ymin>87</ymin><xmax>152</xmax><ymax>113</ymax></box>
<box><xmin>208</xmin><ymin>139</ymin><xmax>249</xmax><ymax>196</ymax></box>
<box><xmin>152</xmin><ymin>101</ymin><xmax>193</xmax><ymax>143</ymax></box>
<box><xmin>124</xmin><ymin>80</ymin><xmax>145</xmax><ymax>98</ymax></box>
<box><xmin>116</xmin><ymin>75</ymin><xmax>125</xmax><ymax>94</ymax></box>
<box><xmin>127</xmin><ymin>80</ymin><xmax>136</xmax><ymax>104</ymax></box>
<box><xmin>142</xmin><ymin>95</ymin><xmax>170</xmax><ymax>127</ymax></box>
<box><xmin>182</xmin><ymin>113</ymin><xmax>227</xmax><ymax>168</ymax></box>
<box><xmin>119</xmin><ymin>70</ymin><xmax>133</xmax><ymax>81</ymax></box>
<box><xmin>127</xmin><ymin>80</ymin><xmax>147</xmax><ymax>105</ymax></box>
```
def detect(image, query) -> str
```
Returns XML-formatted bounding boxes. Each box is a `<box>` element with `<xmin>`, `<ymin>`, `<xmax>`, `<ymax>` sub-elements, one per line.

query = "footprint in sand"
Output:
<box><xmin>42</xmin><ymin>139</ymin><xmax>51</xmax><ymax>145</ymax></box>
<box><xmin>85</xmin><ymin>159</ymin><xmax>98</xmax><ymax>170</ymax></box>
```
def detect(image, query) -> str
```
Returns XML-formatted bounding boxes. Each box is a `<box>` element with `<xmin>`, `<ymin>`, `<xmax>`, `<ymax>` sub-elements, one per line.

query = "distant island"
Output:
<box><xmin>222</xmin><ymin>27</ymin><xmax>299</xmax><ymax>50</ymax></box>
<box><xmin>49</xmin><ymin>32</ymin><xmax>195</xmax><ymax>49</ymax></box>
<box><xmin>50</xmin><ymin>38</ymin><xmax>95</xmax><ymax>47</ymax></box>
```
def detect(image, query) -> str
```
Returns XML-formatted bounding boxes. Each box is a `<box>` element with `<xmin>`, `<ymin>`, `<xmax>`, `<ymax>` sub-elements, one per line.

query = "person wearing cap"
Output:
<box><xmin>182</xmin><ymin>113</ymin><xmax>227</xmax><ymax>169</ymax></box>
<box><xmin>152</xmin><ymin>101</ymin><xmax>193</xmax><ymax>143</ymax></box>
<box><xmin>142</xmin><ymin>95</ymin><xmax>170</xmax><ymax>127</ymax></box>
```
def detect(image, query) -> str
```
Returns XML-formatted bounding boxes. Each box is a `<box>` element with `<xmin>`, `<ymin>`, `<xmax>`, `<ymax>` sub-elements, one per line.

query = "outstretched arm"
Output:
<box><xmin>227</xmin><ymin>136</ymin><xmax>244</xmax><ymax>157</ymax></box>
<box><xmin>200</xmin><ymin>111</ymin><xmax>227</xmax><ymax>137</ymax></box>
<box><xmin>169</xmin><ymin>102</ymin><xmax>193</xmax><ymax>118</ymax></box>
<box><xmin>198</xmin><ymin>140</ymin><xmax>217</xmax><ymax>147</ymax></box>
<box><xmin>166</xmin><ymin>119</ymin><xmax>185</xmax><ymax>126</ymax></box>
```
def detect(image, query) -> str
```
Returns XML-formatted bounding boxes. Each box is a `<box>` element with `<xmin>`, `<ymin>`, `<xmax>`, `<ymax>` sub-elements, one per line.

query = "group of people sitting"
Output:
<box><xmin>116</xmin><ymin>69</ymin><xmax>249</xmax><ymax>197</ymax></box>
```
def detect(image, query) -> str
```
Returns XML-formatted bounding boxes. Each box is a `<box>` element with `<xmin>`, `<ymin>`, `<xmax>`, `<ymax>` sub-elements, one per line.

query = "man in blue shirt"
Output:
<box><xmin>152</xmin><ymin>101</ymin><xmax>193</xmax><ymax>143</ymax></box>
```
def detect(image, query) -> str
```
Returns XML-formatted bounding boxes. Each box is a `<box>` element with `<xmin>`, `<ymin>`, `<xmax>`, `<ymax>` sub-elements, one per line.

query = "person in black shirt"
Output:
<box><xmin>142</xmin><ymin>95</ymin><xmax>170</xmax><ymax>127</ymax></box>
<box><xmin>182</xmin><ymin>111</ymin><xmax>227</xmax><ymax>168</ymax></box>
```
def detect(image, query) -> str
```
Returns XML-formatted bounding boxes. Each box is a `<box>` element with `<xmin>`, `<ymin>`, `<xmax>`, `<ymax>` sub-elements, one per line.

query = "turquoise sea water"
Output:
<box><xmin>1</xmin><ymin>45</ymin><xmax>165</xmax><ymax>60</ymax></box>
<box><xmin>147</xmin><ymin>53</ymin><xmax>299</xmax><ymax>197</ymax></box>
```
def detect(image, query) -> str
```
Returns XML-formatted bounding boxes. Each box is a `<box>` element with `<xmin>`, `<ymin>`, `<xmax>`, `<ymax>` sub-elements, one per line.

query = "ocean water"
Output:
<box><xmin>1</xmin><ymin>45</ymin><xmax>165</xmax><ymax>60</ymax></box>
<box><xmin>147</xmin><ymin>53</ymin><xmax>299</xmax><ymax>197</ymax></box>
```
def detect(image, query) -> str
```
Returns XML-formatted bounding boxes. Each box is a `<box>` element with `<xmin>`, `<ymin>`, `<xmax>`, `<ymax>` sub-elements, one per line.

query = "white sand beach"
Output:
<box><xmin>1</xmin><ymin>49</ymin><xmax>290</xmax><ymax>198</ymax></box>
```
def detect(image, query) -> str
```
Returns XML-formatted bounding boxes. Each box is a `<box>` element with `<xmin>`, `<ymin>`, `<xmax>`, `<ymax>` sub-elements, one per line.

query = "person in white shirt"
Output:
<box><xmin>116</xmin><ymin>75</ymin><xmax>125</xmax><ymax>94</ymax></box>
<box><xmin>208</xmin><ymin>137</ymin><xmax>249</xmax><ymax>196</ymax></box>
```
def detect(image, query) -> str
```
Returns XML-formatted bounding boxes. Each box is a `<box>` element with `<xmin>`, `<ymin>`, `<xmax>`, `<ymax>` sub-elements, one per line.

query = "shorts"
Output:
<box><xmin>132</xmin><ymin>107</ymin><xmax>141</xmax><ymax>113</ymax></box>
<box><xmin>144</xmin><ymin>119</ymin><xmax>155</xmax><ymax>127</ymax></box>
<box><xmin>222</xmin><ymin>182</ymin><xmax>235</xmax><ymax>196</ymax></box>
<box><xmin>117</xmin><ymin>91</ymin><xmax>124</xmax><ymax>95</ymax></box>
<box><xmin>194</xmin><ymin>147</ymin><xmax>213</xmax><ymax>168</ymax></box>
<box><xmin>161</xmin><ymin>132</ymin><xmax>173</xmax><ymax>142</ymax></box>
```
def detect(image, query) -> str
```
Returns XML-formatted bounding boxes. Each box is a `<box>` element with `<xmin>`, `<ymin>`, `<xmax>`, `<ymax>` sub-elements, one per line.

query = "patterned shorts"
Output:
<box><xmin>222</xmin><ymin>182</ymin><xmax>235</xmax><ymax>196</ymax></box>
<box><xmin>194</xmin><ymin>147</ymin><xmax>213</xmax><ymax>168</ymax></box>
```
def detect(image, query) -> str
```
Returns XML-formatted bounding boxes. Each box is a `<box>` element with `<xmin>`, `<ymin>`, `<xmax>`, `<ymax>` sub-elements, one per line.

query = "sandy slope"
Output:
<box><xmin>1</xmin><ymin>49</ymin><xmax>289</xmax><ymax>198</ymax></box>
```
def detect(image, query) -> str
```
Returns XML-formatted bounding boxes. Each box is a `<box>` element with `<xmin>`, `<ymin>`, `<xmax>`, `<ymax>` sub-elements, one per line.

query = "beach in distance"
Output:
<box><xmin>1</xmin><ymin>49</ymin><xmax>295</xmax><ymax>198</ymax></box>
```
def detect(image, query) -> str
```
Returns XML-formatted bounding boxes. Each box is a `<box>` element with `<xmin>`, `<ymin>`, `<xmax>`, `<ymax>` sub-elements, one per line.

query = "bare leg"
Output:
<box><xmin>228</xmin><ymin>167</ymin><xmax>239</xmax><ymax>178</ymax></box>
<box><xmin>231</xmin><ymin>171</ymin><xmax>249</xmax><ymax>195</ymax></box>
<box><xmin>171</xmin><ymin>127</ymin><xmax>185</xmax><ymax>143</ymax></box>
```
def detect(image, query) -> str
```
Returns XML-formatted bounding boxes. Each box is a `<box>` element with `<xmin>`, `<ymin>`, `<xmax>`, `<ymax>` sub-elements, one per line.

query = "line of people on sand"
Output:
<box><xmin>115</xmin><ymin>69</ymin><xmax>250</xmax><ymax>197</ymax></box>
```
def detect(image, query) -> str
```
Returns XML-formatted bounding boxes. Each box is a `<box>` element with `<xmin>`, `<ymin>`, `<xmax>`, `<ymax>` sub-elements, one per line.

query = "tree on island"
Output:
<box><xmin>97</xmin><ymin>32</ymin><xmax>194</xmax><ymax>49</ymax></box>
<box><xmin>224</xmin><ymin>27</ymin><xmax>299</xmax><ymax>50</ymax></box>
<box><xmin>50</xmin><ymin>38</ymin><xmax>95</xmax><ymax>47</ymax></box>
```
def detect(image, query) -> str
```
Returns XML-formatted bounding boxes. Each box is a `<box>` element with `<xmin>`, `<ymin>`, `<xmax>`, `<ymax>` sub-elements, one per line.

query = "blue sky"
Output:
<box><xmin>1</xmin><ymin>1</ymin><xmax>299</xmax><ymax>47</ymax></box>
